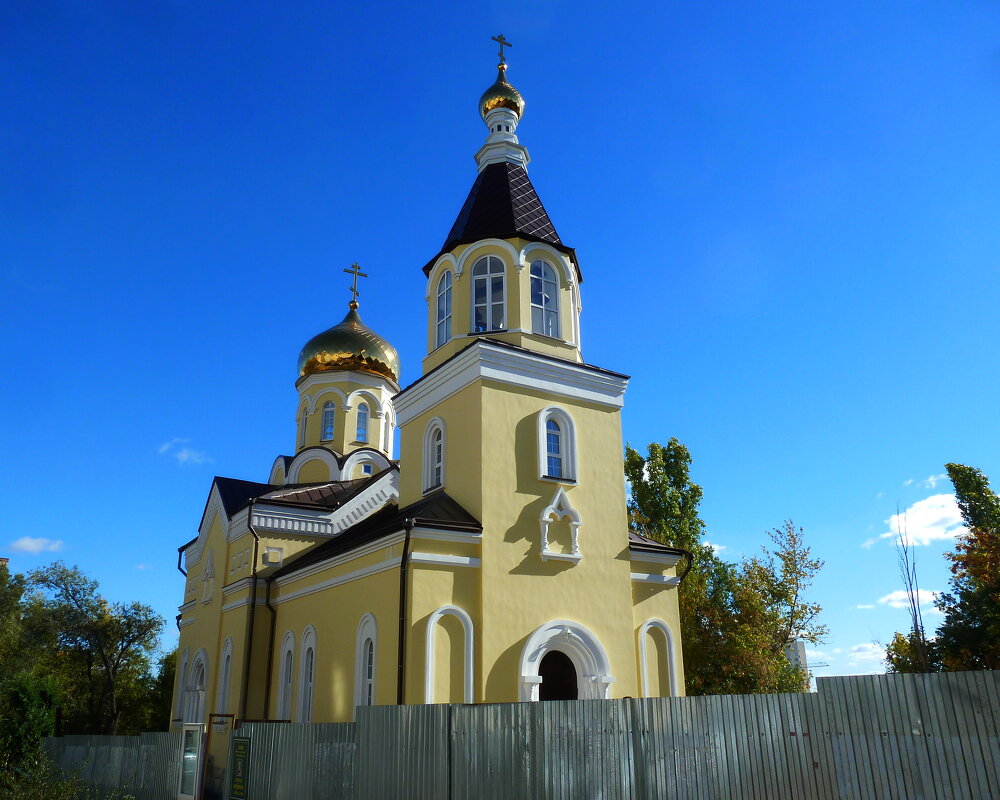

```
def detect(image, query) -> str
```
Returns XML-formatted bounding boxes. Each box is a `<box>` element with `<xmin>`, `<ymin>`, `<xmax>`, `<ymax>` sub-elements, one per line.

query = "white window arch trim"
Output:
<box><xmin>176</xmin><ymin>648</ymin><xmax>190</xmax><ymax>721</ymax></box>
<box><xmin>638</xmin><ymin>619</ymin><xmax>680</xmax><ymax>698</ymax></box>
<box><xmin>298</xmin><ymin>405</ymin><xmax>311</xmax><ymax>449</ymax></box>
<box><xmin>185</xmin><ymin>649</ymin><xmax>209</xmax><ymax>723</ymax></box>
<box><xmin>320</xmin><ymin>402</ymin><xmax>336</xmax><ymax>441</ymax></box>
<box><xmin>216</xmin><ymin>639</ymin><xmax>233</xmax><ymax>714</ymax></box>
<box><xmin>518</xmin><ymin>620</ymin><xmax>613</xmax><ymax>702</ymax></box>
<box><xmin>422</xmin><ymin>417</ymin><xmax>446</xmax><ymax>493</ymax></box>
<box><xmin>424</xmin><ymin>605</ymin><xmax>475</xmax><ymax>704</ymax></box>
<box><xmin>354</xmin><ymin>613</ymin><xmax>378</xmax><ymax>711</ymax></box>
<box><xmin>355</xmin><ymin>402</ymin><xmax>370</xmax><ymax>443</ymax></box>
<box><xmin>537</xmin><ymin>407</ymin><xmax>577</xmax><ymax>483</ymax></box>
<box><xmin>298</xmin><ymin>626</ymin><xmax>317</xmax><ymax>722</ymax></box>
<box><xmin>277</xmin><ymin>631</ymin><xmax>295</xmax><ymax>720</ymax></box>
<box><xmin>529</xmin><ymin>259</ymin><xmax>561</xmax><ymax>339</ymax></box>
<box><xmin>539</xmin><ymin>486</ymin><xmax>582</xmax><ymax>563</ymax></box>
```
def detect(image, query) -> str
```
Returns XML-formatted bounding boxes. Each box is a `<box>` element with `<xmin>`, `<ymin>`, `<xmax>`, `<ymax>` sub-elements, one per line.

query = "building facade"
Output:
<box><xmin>172</xmin><ymin>54</ymin><xmax>687</xmax><ymax>737</ymax></box>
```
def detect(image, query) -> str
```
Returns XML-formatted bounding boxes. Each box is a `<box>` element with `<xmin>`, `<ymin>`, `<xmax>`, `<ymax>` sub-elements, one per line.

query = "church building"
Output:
<box><xmin>172</xmin><ymin>44</ymin><xmax>687</xmax><ymax>735</ymax></box>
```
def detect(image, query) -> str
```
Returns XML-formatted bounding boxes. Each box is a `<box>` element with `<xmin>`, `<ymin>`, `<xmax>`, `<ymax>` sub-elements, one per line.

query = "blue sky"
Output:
<box><xmin>2</xmin><ymin>1</ymin><xmax>998</xmax><ymax>678</ymax></box>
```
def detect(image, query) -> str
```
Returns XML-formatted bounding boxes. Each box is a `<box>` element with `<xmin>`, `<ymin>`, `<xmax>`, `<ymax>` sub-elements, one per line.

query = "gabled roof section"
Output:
<box><xmin>257</xmin><ymin>476</ymin><xmax>373</xmax><ymax>509</ymax></box>
<box><xmin>627</xmin><ymin>530</ymin><xmax>689</xmax><ymax>557</ymax></box>
<box><xmin>423</xmin><ymin>162</ymin><xmax>581</xmax><ymax>280</ymax></box>
<box><xmin>272</xmin><ymin>490</ymin><xmax>481</xmax><ymax>579</ymax></box>
<box><xmin>214</xmin><ymin>477</ymin><xmax>276</xmax><ymax>517</ymax></box>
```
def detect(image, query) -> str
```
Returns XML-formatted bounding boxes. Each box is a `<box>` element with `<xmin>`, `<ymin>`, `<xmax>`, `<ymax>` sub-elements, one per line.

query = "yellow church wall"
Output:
<box><xmin>631</xmin><ymin>577</ymin><xmax>686</xmax><ymax>696</ymax></box>
<box><xmin>272</xmin><ymin>465</ymin><xmax>285</xmax><ymax>485</ymax></box>
<box><xmin>295</xmin><ymin>375</ymin><xmax>395</xmax><ymax>457</ymax></box>
<box><xmin>266</xmin><ymin>559</ymin><xmax>402</xmax><ymax>722</ymax></box>
<box><xmin>295</xmin><ymin>459</ymin><xmax>331</xmax><ymax>483</ymax></box>
<box><xmin>475</xmin><ymin>380</ymin><xmax>644</xmax><ymax>701</ymax></box>
<box><xmin>406</xmin><ymin>560</ymin><xmax>481</xmax><ymax>704</ymax></box>
<box><xmin>397</xmin><ymin>383</ymin><xmax>483</xmax><ymax>512</ymax></box>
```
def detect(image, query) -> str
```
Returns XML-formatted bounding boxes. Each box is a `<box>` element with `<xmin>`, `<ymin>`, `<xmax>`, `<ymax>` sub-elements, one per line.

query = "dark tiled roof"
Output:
<box><xmin>258</xmin><ymin>476</ymin><xmax>373</xmax><ymax>509</ymax></box>
<box><xmin>214</xmin><ymin>477</ymin><xmax>276</xmax><ymax>517</ymax></box>
<box><xmin>628</xmin><ymin>530</ymin><xmax>688</xmax><ymax>556</ymax></box>
<box><xmin>423</xmin><ymin>162</ymin><xmax>581</xmax><ymax>281</ymax></box>
<box><xmin>273</xmin><ymin>490</ymin><xmax>481</xmax><ymax>579</ymax></box>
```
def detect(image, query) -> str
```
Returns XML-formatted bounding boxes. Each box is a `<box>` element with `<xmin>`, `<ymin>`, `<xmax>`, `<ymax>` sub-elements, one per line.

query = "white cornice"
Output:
<box><xmin>178</xmin><ymin>617</ymin><xmax>196</xmax><ymax>628</ymax></box>
<box><xmin>297</xmin><ymin>369</ymin><xmax>399</xmax><ymax>396</ymax></box>
<box><xmin>411</xmin><ymin>528</ymin><xmax>482</xmax><ymax>545</ymax></box>
<box><xmin>221</xmin><ymin>578</ymin><xmax>252</xmax><ymax>597</ymax></box>
<box><xmin>409</xmin><ymin>552</ymin><xmax>481</xmax><ymax>568</ymax></box>
<box><xmin>273</xmin><ymin>531</ymin><xmax>406</xmax><ymax>588</ymax></box>
<box><xmin>631</xmin><ymin>572</ymin><xmax>681</xmax><ymax>587</ymax></box>
<box><xmin>395</xmin><ymin>341</ymin><xmax>628</xmax><ymax>425</ymax></box>
<box><xmin>178</xmin><ymin>600</ymin><xmax>196</xmax><ymax>614</ymax></box>
<box><xmin>272</xmin><ymin>557</ymin><xmax>399</xmax><ymax>605</ymax></box>
<box><xmin>629</xmin><ymin>551</ymin><xmax>684</xmax><ymax>567</ymax></box>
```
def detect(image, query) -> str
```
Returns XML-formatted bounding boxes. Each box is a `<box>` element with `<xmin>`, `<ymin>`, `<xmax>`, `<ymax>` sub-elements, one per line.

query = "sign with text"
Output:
<box><xmin>228</xmin><ymin>737</ymin><xmax>250</xmax><ymax>800</ymax></box>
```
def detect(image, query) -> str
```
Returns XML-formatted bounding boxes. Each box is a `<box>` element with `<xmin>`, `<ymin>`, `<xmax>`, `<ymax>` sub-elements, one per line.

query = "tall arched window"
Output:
<box><xmin>278</xmin><ymin>633</ymin><xmax>294</xmax><ymax>720</ymax></box>
<box><xmin>299</xmin><ymin>409</ymin><xmax>308</xmax><ymax>448</ymax></box>
<box><xmin>471</xmin><ymin>256</ymin><xmax>505</xmax><ymax>333</ymax></box>
<box><xmin>185</xmin><ymin>651</ymin><xmax>208</xmax><ymax>723</ymax></box>
<box><xmin>530</xmin><ymin>260</ymin><xmax>560</xmax><ymax>338</ymax></box>
<box><xmin>355</xmin><ymin>402</ymin><xmax>369</xmax><ymax>443</ymax></box>
<box><xmin>298</xmin><ymin>627</ymin><xmax>317</xmax><ymax>723</ymax></box>
<box><xmin>423</xmin><ymin>418</ymin><xmax>446</xmax><ymax>492</ymax></box>
<box><xmin>354</xmin><ymin>614</ymin><xmax>377</xmax><ymax>711</ymax></box>
<box><xmin>436</xmin><ymin>271</ymin><xmax>453</xmax><ymax>348</ymax></box>
<box><xmin>321</xmin><ymin>402</ymin><xmax>336</xmax><ymax>441</ymax></box>
<box><xmin>537</xmin><ymin>407</ymin><xmax>577</xmax><ymax>482</ymax></box>
<box><xmin>216</xmin><ymin>639</ymin><xmax>233</xmax><ymax>713</ymax></box>
<box><xmin>546</xmin><ymin>419</ymin><xmax>563</xmax><ymax>478</ymax></box>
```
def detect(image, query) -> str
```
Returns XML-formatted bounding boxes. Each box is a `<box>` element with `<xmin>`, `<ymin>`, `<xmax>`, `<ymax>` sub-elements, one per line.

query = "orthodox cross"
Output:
<box><xmin>491</xmin><ymin>34</ymin><xmax>512</xmax><ymax>65</ymax></box>
<box><xmin>344</xmin><ymin>262</ymin><xmax>368</xmax><ymax>305</ymax></box>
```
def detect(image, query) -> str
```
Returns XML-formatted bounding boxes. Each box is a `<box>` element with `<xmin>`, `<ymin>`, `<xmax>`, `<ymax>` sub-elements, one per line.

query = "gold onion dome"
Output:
<box><xmin>297</xmin><ymin>304</ymin><xmax>400</xmax><ymax>384</ymax></box>
<box><xmin>479</xmin><ymin>64</ymin><xmax>524</xmax><ymax>120</ymax></box>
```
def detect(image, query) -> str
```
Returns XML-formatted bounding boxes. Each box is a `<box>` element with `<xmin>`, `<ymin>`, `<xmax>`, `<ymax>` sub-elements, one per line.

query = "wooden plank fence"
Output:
<box><xmin>47</xmin><ymin>671</ymin><xmax>1000</xmax><ymax>799</ymax></box>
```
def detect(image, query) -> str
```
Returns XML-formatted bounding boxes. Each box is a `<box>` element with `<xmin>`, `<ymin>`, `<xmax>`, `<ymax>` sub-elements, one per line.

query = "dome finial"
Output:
<box><xmin>491</xmin><ymin>33</ymin><xmax>512</xmax><ymax>68</ymax></box>
<box><xmin>344</xmin><ymin>262</ymin><xmax>367</xmax><ymax>310</ymax></box>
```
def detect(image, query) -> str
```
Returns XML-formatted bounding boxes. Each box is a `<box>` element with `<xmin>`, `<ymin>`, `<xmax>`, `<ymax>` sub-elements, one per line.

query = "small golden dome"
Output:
<box><xmin>297</xmin><ymin>306</ymin><xmax>400</xmax><ymax>384</ymax></box>
<box><xmin>479</xmin><ymin>65</ymin><xmax>525</xmax><ymax>120</ymax></box>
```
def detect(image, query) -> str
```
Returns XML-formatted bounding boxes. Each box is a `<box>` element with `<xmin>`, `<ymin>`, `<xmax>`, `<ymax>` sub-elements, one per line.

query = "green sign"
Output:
<box><xmin>228</xmin><ymin>737</ymin><xmax>251</xmax><ymax>800</ymax></box>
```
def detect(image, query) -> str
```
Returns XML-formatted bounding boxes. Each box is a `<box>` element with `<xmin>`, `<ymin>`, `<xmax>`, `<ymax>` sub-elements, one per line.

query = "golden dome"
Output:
<box><xmin>479</xmin><ymin>65</ymin><xmax>524</xmax><ymax>119</ymax></box>
<box><xmin>297</xmin><ymin>305</ymin><xmax>400</xmax><ymax>384</ymax></box>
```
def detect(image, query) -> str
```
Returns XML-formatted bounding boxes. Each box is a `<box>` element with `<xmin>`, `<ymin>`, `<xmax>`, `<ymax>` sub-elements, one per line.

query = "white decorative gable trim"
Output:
<box><xmin>519</xmin><ymin>620</ymin><xmax>614</xmax><ymax>701</ymax></box>
<box><xmin>185</xmin><ymin>483</ymin><xmax>228</xmax><ymax>570</ymax></box>
<box><xmin>539</xmin><ymin>487</ymin><xmax>582</xmax><ymax>563</ymax></box>
<box><xmin>395</xmin><ymin>340</ymin><xmax>628</xmax><ymax>426</ymax></box>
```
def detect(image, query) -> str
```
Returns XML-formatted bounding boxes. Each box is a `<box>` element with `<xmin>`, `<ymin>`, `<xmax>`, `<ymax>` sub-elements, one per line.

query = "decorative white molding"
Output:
<box><xmin>220</xmin><ymin>595</ymin><xmax>267</xmax><ymax>613</ymax></box>
<box><xmin>185</xmin><ymin>483</ymin><xmax>228</xmax><ymax>569</ymax></box>
<box><xmin>221</xmin><ymin>577</ymin><xmax>252</xmax><ymax>597</ymax></box>
<box><xmin>301</xmin><ymin>385</ymin><xmax>348</xmax><ymax>413</ymax></box>
<box><xmin>409</xmin><ymin>552</ymin><xmax>481</xmax><ymax>568</ymax></box>
<box><xmin>297</xmin><ymin>369</ymin><xmax>399</xmax><ymax>397</ymax></box>
<box><xmin>520</xmin><ymin>243</ymin><xmax>577</xmax><ymax>286</ymax></box>
<box><xmin>273</xmin><ymin>558</ymin><xmax>398</xmax><ymax>606</ymax></box>
<box><xmin>411</xmin><ymin>528</ymin><xmax>482</xmax><ymax>545</ymax></box>
<box><xmin>178</xmin><ymin>600</ymin><xmax>196</xmax><ymax>613</ymax></box>
<box><xmin>519</xmin><ymin>620</ymin><xmax>613</xmax><ymax>702</ymax></box>
<box><xmin>286</xmin><ymin>448</ymin><xmax>340</xmax><ymax>483</ymax></box>
<box><xmin>354</xmin><ymin>613</ymin><xmax>378</xmax><ymax>712</ymax></box>
<box><xmin>178</xmin><ymin>617</ymin><xmax>197</xmax><ymax>628</ymax></box>
<box><xmin>455</xmin><ymin>239</ymin><xmax>521</xmax><ymax>277</ymax></box>
<box><xmin>540</xmin><ymin>486</ymin><xmax>582</xmax><ymax>563</ymax></box>
<box><xmin>638</xmin><ymin>619</ymin><xmax>679</xmax><ymax>698</ymax></box>
<box><xmin>629</xmin><ymin>551</ymin><xmax>684</xmax><ymax>567</ymax></box>
<box><xmin>298</xmin><ymin>626</ymin><xmax>317</xmax><ymax>722</ymax></box>
<box><xmin>630</xmin><ymin>572</ymin><xmax>681</xmax><ymax>587</ymax></box>
<box><xmin>422</xmin><ymin>417</ymin><xmax>446</xmax><ymax>493</ymax></box>
<box><xmin>322</xmin><ymin>471</ymin><xmax>399</xmax><ymax>535</ymax></box>
<box><xmin>425</xmin><ymin>605</ymin><xmax>475</xmax><ymax>704</ymax></box>
<box><xmin>536</xmin><ymin>406</ymin><xmax>577</xmax><ymax>483</ymax></box>
<box><xmin>273</xmin><ymin>532</ymin><xmax>405</xmax><ymax>588</ymax></box>
<box><xmin>395</xmin><ymin>340</ymin><xmax>628</xmax><ymax>426</ymax></box>
<box><xmin>341</xmin><ymin>448</ymin><xmax>392</xmax><ymax>479</ymax></box>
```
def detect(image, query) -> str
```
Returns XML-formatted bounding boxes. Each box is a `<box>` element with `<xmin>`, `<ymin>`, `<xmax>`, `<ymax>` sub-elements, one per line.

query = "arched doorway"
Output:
<box><xmin>538</xmin><ymin>650</ymin><xmax>578</xmax><ymax>700</ymax></box>
<box><xmin>519</xmin><ymin>620</ymin><xmax>614</xmax><ymax>701</ymax></box>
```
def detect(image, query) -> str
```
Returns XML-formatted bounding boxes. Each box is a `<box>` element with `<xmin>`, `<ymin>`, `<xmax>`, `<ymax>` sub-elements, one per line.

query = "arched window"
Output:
<box><xmin>546</xmin><ymin>419</ymin><xmax>563</xmax><ymax>478</ymax></box>
<box><xmin>299</xmin><ymin>408</ymin><xmax>309</xmax><ymax>448</ymax></box>
<box><xmin>354</xmin><ymin>614</ymin><xmax>377</xmax><ymax>711</ymax></box>
<box><xmin>436</xmin><ymin>271</ymin><xmax>453</xmax><ymax>348</ymax></box>
<box><xmin>321</xmin><ymin>402</ymin><xmax>335</xmax><ymax>441</ymax></box>
<box><xmin>185</xmin><ymin>651</ymin><xmax>208</xmax><ymax>723</ymax></box>
<box><xmin>423</xmin><ymin>418</ymin><xmax>446</xmax><ymax>492</ymax></box>
<box><xmin>216</xmin><ymin>639</ymin><xmax>233</xmax><ymax>713</ymax></box>
<box><xmin>176</xmin><ymin>649</ymin><xmax>189</xmax><ymax>721</ymax></box>
<box><xmin>298</xmin><ymin>627</ymin><xmax>317</xmax><ymax>722</ymax></box>
<box><xmin>471</xmin><ymin>256</ymin><xmax>505</xmax><ymax>333</ymax></box>
<box><xmin>530</xmin><ymin>260</ymin><xmax>560</xmax><ymax>338</ymax></box>
<box><xmin>537</xmin><ymin>407</ymin><xmax>577</xmax><ymax>482</ymax></box>
<box><xmin>278</xmin><ymin>633</ymin><xmax>294</xmax><ymax>720</ymax></box>
<box><xmin>356</xmin><ymin>403</ymin><xmax>369</xmax><ymax>443</ymax></box>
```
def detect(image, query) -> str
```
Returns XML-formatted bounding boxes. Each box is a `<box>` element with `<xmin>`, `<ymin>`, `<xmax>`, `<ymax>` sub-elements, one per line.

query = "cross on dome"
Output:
<box><xmin>491</xmin><ymin>34</ymin><xmax>512</xmax><ymax>66</ymax></box>
<box><xmin>343</xmin><ymin>262</ymin><xmax>368</xmax><ymax>309</ymax></box>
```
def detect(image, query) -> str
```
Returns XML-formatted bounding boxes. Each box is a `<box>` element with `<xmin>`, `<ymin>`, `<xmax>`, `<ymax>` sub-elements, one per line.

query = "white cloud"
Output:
<box><xmin>921</xmin><ymin>474</ymin><xmax>948</xmax><ymax>489</ymax></box>
<box><xmin>136</xmin><ymin>564</ymin><xmax>149</xmax><ymax>571</ymax></box>
<box><xmin>876</xmin><ymin>492</ymin><xmax>884</xmax><ymax>499</ymax></box>
<box><xmin>11</xmin><ymin>537</ymin><xmax>64</xmax><ymax>554</ymax></box>
<box><xmin>804</xmin><ymin>647</ymin><xmax>830</xmax><ymax>661</ymax></box>
<box><xmin>855</xmin><ymin>603</ymin><xmax>875</xmax><ymax>610</ymax></box>
<box><xmin>706</xmin><ymin>541</ymin><xmax>727</xmax><ymax>554</ymax></box>
<box><xmin>174</xmin><ymin>448</ymin><xmax>212</xmax><ymax>465</ymax></box>
<box><xmin>158</xmin><ymin>437</ymin><xmax>189</xmax><ymax>454</ymax></box>
<box><xmin>847</xmin><ymin>643</ymin><xmax>885</xmax><ymax>664</ymax></box>
<box><xmin>877</xmin><ymin>589</ymin><xmax>939</xmax><ymax>609</ymax></box>
<box><xmin>903</xmin><ymin>478</ymin><xmax>915</xmax><ymax>487</ymax></box>
<box><xmin>159</xmin><ymin>438</ymin><xmax>211</xmax><ymax>466</ymax></box>
<box><xmin>875</xmin><ymin>494</ymin><xmax>966</xmax><ymax>547</ymax></box>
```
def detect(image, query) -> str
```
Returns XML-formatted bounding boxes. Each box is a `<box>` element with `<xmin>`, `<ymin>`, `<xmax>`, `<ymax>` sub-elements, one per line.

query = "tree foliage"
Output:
<box><xmin>625</xmin><ymin>440</ymin><xmax>826</xmax><ymax>695</ymax></box>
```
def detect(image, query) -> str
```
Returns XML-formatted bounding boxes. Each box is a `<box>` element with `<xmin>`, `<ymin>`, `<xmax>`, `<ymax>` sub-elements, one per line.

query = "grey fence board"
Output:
<box><xmin>44</xmin><ymin>672</ymin><xmax>1000</xmax><ymax>800</ymax></box>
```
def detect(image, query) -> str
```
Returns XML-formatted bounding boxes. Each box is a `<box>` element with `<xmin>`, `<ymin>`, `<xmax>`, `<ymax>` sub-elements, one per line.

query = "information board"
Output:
<box><xmin>228</xmin><ymin>737</ymin><xmax>250</xmax><ymax>800</ymax></box>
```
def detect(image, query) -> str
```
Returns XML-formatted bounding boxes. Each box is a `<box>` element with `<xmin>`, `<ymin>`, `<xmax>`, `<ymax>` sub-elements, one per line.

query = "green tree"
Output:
<box><xmin>26</xmin><ymin>562</ymin><xmax>164</xmax><ymax>735</ymax></box>
<box><xmin>934</xmin><ymin>463</ymin><xmax>1000</xmax><ymax>670</ymax></box>
<box><xmin>625</xmin><ymin>441</ymin><xmax>826</xmax><ymax>694</ymax></box>
<box><xmin>0</xmin><ymin>562</ymin><xmax>27</xmax><ymax>673</ymax></box>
